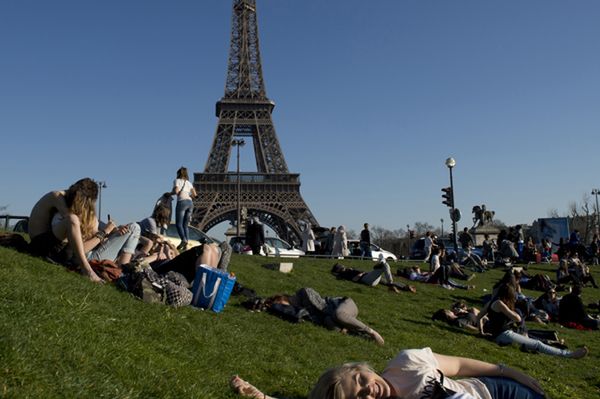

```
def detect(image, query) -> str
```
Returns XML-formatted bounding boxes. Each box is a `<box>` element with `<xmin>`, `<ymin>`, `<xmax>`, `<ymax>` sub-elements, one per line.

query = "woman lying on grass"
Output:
<box><xmin>230</xmin><ymin>347</ymin><xmax>547</xmax><ymax>399</ymax></box>
<box><xmin>432</xmin><ymin>301</ymin><xmax>485</xmax><ymax>332</ymax></box>
<box><xmin>331</xmin><ymin>255</ymin><xmax>416</xmax><ymax>293</ymax></box>
<box><xmin>256</xmin><ymin>287</ymin><xmax>384</xmax><ymax>345</ymax></box>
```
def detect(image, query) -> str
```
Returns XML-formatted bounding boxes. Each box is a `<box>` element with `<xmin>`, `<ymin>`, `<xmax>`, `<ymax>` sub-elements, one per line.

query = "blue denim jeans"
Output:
<box><xmin>479</xmin><ymin>377</ymin><xmax>544</xmax><ymax>399</ymax></box>
<box><xmin>359</xmin><ymin>261</ymin><xmax>393</xmax><ymax>286</ymax></box>
<box><xmin>495</xmin><ymin>329</ymin><xmax>571</xmax><ymax>357</ymax></box>
<box><xmin>360</xmin><ymin>242</ymin><xmax>372</xmax><ymax>259</ymax></box>
<box><xmin>175</xmin><ymin>199</ymin><xmax>193</xmax><ymax>243</ymax></box>
<box><xmin>88</xmin><ymin>222</ymin><xmax>141</xmax><ymax>262</ymax></box>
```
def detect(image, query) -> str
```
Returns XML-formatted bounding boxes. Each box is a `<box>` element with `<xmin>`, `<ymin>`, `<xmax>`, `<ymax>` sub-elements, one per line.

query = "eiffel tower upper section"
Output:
<box><xmin>203</xmin><ymin>0</ymin><xmax>288</xmax><ymax>175</ymax></box>
<box><xmin>193</xmin><ymin>0</ymin><xmax>318</xmax><ymax>241</ymax></box>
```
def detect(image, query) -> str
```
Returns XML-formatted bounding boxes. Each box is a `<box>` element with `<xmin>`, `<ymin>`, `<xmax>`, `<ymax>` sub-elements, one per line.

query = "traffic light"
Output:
<box><xmin>441</xmin><ymin>187</ymin><xmax>454</xmax><ymax>207</ymax></box>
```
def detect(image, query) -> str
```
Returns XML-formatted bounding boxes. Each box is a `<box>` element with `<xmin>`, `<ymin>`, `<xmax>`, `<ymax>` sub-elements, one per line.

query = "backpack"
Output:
<box><xmin>0</xmin><ymin>233</ymin><xmax>29</xmax><ymax>253</ymax></box>
<box><xmin>126</xmin><ymin>268</ymin><xmax>192</xmax><ymax>307</ymax></box>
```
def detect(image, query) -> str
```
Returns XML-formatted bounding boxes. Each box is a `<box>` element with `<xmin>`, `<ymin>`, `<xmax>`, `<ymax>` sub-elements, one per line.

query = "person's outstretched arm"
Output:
<box><xmin>230</xmin><ymin>376</ymin><xmax>278</xmax><ymax>399</ymax></box>
<box><xmin>433</xmin><ymin>353</ymin><xmax>545</xmax><ymax>396</ymax></box>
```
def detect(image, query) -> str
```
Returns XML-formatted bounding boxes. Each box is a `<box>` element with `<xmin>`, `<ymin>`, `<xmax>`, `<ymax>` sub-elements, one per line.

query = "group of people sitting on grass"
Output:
<box><xmin>6</xmin><ymin>177</ymin><xmax>599</xmax><ymax>399</ymax></box>
<box><xmin>432</xmin><ymin>267</ymin><xmax>597</xmax><ymax>359</ymax></box>
<box><xmin>18</xmin><ymin>177</ymin><xmax>232</xmax><ymax>307</ymax></box>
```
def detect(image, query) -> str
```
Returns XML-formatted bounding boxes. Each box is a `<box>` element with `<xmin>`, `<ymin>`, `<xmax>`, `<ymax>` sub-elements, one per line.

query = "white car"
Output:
<box><xmin>347</xmin><ymin>240</ymin><xmax>398</xmax><ymax>262</ymax></box>
<box><xmin>161</xmin><ymin>223</ymin><xmax>219</xmax><ymax>249</ymax></box>
<box><xmin>229</xmin><ymin>236</ymin><xmax>305</xmax><ymax>258</ymax></box>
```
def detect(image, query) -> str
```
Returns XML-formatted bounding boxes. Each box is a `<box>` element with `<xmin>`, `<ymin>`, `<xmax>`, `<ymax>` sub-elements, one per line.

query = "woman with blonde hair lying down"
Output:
<box><xmin>230</xmin><ymin>347</ymin><xmax>547</xmax><ymax>399</ymax></box>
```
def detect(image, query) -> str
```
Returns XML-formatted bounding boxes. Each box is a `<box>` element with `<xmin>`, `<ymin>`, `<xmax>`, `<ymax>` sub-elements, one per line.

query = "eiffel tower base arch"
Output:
<box><xmin>191</xmin><ymin>173</ymin><xmax>318</xmax><ymax>244</ymax></box>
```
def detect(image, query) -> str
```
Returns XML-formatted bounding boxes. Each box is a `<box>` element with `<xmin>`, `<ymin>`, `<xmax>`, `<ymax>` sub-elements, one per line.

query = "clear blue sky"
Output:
<box><xmin>1</xmin><ymin>0</ymin><xmax>599</xmax><ymax>239</ymax></box>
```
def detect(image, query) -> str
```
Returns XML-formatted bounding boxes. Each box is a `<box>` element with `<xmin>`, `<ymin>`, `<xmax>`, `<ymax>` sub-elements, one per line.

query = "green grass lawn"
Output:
<box><xmin>1</xmin><ymin>247</ymin><xmax>599</xmax><ymax>398</ymax></box>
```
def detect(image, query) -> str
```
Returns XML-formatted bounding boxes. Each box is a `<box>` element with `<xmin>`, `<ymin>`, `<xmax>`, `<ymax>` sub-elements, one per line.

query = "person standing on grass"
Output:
<box><xmin>301</xmin><ymin>222</ymin><xmax>316</xmax><ymax>254</ymax></box>
<box><xmin>171</xmin><ymin>166</ymin><xmax>197</xmax><ymax>251</ymax></box>
<box><xmin>29</xmin><ymin>178</ymin><xmax>103</xmax><ymax>283</ymax></box>
<box><xmin>246</xmin><ymin>217</ymin><xmax>265</xmax><ymax>255</ymax></box>
<box><xmin>360</xmin><ymin>222</ymin><xmax>372</xmax><ymax>259</ymax></box>
<box><xmin>423</xmin><ymin>231</ymin><xmax>434</xmax><ymax>263</ymax></box>
<box><xmin>324</xmin><ymin>226</ymin><xmax>336</xmax><ymax>256</ymax></box>
<box><xmin>459</xmin><ymin>227</ymin><xmax>474</xmax><ymax>251</ymax></box>
<box><xmin>332</xmin><ymin>225</ymin><xmax>349</xmax><ymax>258</ymax></box>
<box><xmin>482</xmin><ymin>233</ymin><xmax>496</xmax><ymax>263</ymax></box>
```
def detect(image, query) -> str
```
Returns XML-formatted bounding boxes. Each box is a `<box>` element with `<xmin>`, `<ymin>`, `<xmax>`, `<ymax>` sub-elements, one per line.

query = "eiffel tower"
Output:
<box><xmin>192</xmin><ymin>0</ymin><xmax>319</xmax><ymax>243</ymax></box>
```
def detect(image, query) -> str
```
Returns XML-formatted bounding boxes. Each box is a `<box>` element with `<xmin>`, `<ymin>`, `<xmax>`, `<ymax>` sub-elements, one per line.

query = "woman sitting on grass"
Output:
<box><xmin>475</xmin><ymin>283</ymin><xmax>589</xmax><ymax>359</ymax></box>
<box><xmin>231</xmin><ymin>347</ymin><xmax>548</xmax><ymax>399</ymax></box>
<box><xmin>28</xmin><ymin>178</ymin><xmax>103</xmax><ymax>282</ymax></box>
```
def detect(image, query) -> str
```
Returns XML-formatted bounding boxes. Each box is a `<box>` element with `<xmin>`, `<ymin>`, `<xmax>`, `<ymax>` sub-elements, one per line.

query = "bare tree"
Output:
<box><xmin>567</xmin><ymin>194</ymin><xmax>595</xmax><ymax>242</ymax></box>
<box><xmin>346</xmin><ymin>229</ymin><xmax>357</xmax><ymax>240</ymax></box>
<box><xmin>413</xmin><ymin>222</ymin><xmax>435</xmax><ymax>236</ymax></box>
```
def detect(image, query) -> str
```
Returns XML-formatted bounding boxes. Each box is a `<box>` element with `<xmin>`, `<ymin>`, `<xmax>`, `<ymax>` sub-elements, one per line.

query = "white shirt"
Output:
<box><xmin>382</xmin><ymin>348</ymin><xmax>490</xmax><ymax>399</ymax></box>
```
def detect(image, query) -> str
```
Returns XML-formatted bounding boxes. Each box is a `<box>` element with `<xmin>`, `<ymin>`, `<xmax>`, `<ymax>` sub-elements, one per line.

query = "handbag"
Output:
<box><xmin>420</xmin><ymin>370</ymin><xmax>458</xmax><ymax>399</ymax></box>
<box><xmin>191</xmin><ymin>265</ymin><xmax>236</xmax><ymax>312</ymax></box>
<box><xmin>89</xmin><ymin>259</ymin><xmax>122</xmax><ymax>282</ymax></box>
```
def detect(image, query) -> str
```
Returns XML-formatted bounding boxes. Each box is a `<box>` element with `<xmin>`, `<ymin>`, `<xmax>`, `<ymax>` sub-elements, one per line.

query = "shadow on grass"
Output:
<box><xmin>448</xmin><ymin>294</ymin><xmax>484</xmax><ymax>307</ymax></box>
<box><xmin>396</xmin><ymin>317</ymin><xmax>436</xmax><ymax>328</ymax></box>
<box><xmin>432</xmin><ymin>321</ymin><xmax>483</xmax><ymax>339</ymax></box>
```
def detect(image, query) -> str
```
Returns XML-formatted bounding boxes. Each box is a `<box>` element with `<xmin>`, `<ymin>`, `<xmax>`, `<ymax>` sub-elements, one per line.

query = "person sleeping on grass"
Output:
<box><xmin>331</xmin><ymin>255</ymin><xmax>416</xmax><ymax>293</ymax></box>
<box><xmin>230</xmin><ymin>347</ymin><xmax>548</xmax><ymax>399</ymax></box>
<box><xmin>250</xmin><ymin>287</ymin><xmax>385</xmax><ymax>346</ymax></box>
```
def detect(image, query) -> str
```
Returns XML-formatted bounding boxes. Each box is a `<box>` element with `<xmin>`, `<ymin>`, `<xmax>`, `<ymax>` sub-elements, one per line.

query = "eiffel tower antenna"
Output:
<box><xmin>192</xmin><ymin>0</ymin><xmax>319</xmax><ymax>243</ymax></box>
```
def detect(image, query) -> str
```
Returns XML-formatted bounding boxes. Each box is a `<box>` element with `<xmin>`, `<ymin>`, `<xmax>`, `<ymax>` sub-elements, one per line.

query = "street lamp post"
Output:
<box><xmin>406</xmin><ymin>224</ymin><xmax>411</xmax><ymax>259</ymax></box>
<box><xmin>95</xmin><ymin>180</ymin><xmax>107</xmax><ymax>221</ymax></box>
<box><xmin>232</xmin><ymin>138</ymin><xmax>246</xmax><ymax>238</ymax></box>
<box><xmin>445</xmin><ymin>157</ymin><xmax>458</xmax><ymax>253</ymax></box>
<box><xmin>592</xmin><ymin>188</ymin><xmax>600</xmax><ymax>232</ymax></box>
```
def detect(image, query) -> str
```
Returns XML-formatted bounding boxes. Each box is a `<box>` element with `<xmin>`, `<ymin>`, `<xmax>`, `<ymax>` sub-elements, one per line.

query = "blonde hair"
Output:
<box><xmin>308</xmin><ymin>363</ymin><xmax>374</xmax><ymax>399</ymax></box>
<box><xmin>65</xmin><ymin>178</ymin><xmax>98</xmax><ymax>240</ymax></box>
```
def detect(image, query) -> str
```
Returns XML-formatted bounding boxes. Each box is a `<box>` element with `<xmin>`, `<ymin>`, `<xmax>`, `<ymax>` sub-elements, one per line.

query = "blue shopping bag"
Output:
<box><xmin>191</xmin><ymin>265</ymin><xmax>236</xmax><ymax>313</ymax></box>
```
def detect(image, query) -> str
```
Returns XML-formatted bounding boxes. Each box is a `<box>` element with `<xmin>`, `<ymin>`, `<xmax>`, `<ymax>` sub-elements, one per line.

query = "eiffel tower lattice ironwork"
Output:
<box><xmin>192</xmin><ymin>0</ymin><xmax>318</xmax><ymax>243</ymax></box>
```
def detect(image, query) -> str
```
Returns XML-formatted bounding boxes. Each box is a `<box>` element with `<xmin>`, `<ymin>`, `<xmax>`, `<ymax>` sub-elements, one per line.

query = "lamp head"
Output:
<box><xmin>445</xmin><ymin>157</ymin><xmax>456</xmax><ymax>168</ymax></box>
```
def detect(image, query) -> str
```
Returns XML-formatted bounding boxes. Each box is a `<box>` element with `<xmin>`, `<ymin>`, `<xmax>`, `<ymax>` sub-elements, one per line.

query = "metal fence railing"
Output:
<box><xmin>0</xmin><ymin>215</ymin><xmax>29</xmax><ymax>231</ymax></box>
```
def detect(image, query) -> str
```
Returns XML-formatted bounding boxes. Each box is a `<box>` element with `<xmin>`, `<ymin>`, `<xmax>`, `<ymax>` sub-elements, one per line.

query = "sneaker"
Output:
<box><xmin>569</xmin><ymin>346</ymin><xmax>589</xmax><ymax>359</ymax></box>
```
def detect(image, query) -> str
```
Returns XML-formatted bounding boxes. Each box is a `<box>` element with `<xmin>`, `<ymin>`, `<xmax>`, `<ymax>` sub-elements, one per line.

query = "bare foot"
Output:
<box><xmin>81</xmin><ymin>269</ymin><xmax>104</xmax><ymax>284</ymax></box>
<box><xmin>369</xmin><ymin>329</ymin><xmax>385</xmax><ymax>346</ymax></box>
<box><xmin>230</xmin><ymin>376</ymin><xmax>266</xmax><ymax>398</ymax></box>
<box><xmin>570</xmin><ymin>346</ymin><xmax>589</xmax><ymax>359</ymax></box>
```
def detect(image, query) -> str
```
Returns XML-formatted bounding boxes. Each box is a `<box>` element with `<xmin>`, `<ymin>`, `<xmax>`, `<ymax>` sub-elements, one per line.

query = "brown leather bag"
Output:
<box><xmin>89</xmin><ymin>259</ymin><xmax>123</xmax><ymax>282</ymax></box>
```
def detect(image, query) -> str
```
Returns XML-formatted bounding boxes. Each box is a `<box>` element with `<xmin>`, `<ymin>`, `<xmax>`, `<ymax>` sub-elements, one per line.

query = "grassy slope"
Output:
<box><xmin>1</xmin><ymin>247</ymin><xmax>599</xmax><ymax>398</ymax></box>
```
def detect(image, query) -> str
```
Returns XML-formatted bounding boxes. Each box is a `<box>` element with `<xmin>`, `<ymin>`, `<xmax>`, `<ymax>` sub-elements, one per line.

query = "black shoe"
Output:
<box><xmin>177</xmin><ymin>241</ymin><xmax>188</xmax><ymax>251</ymax></box>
